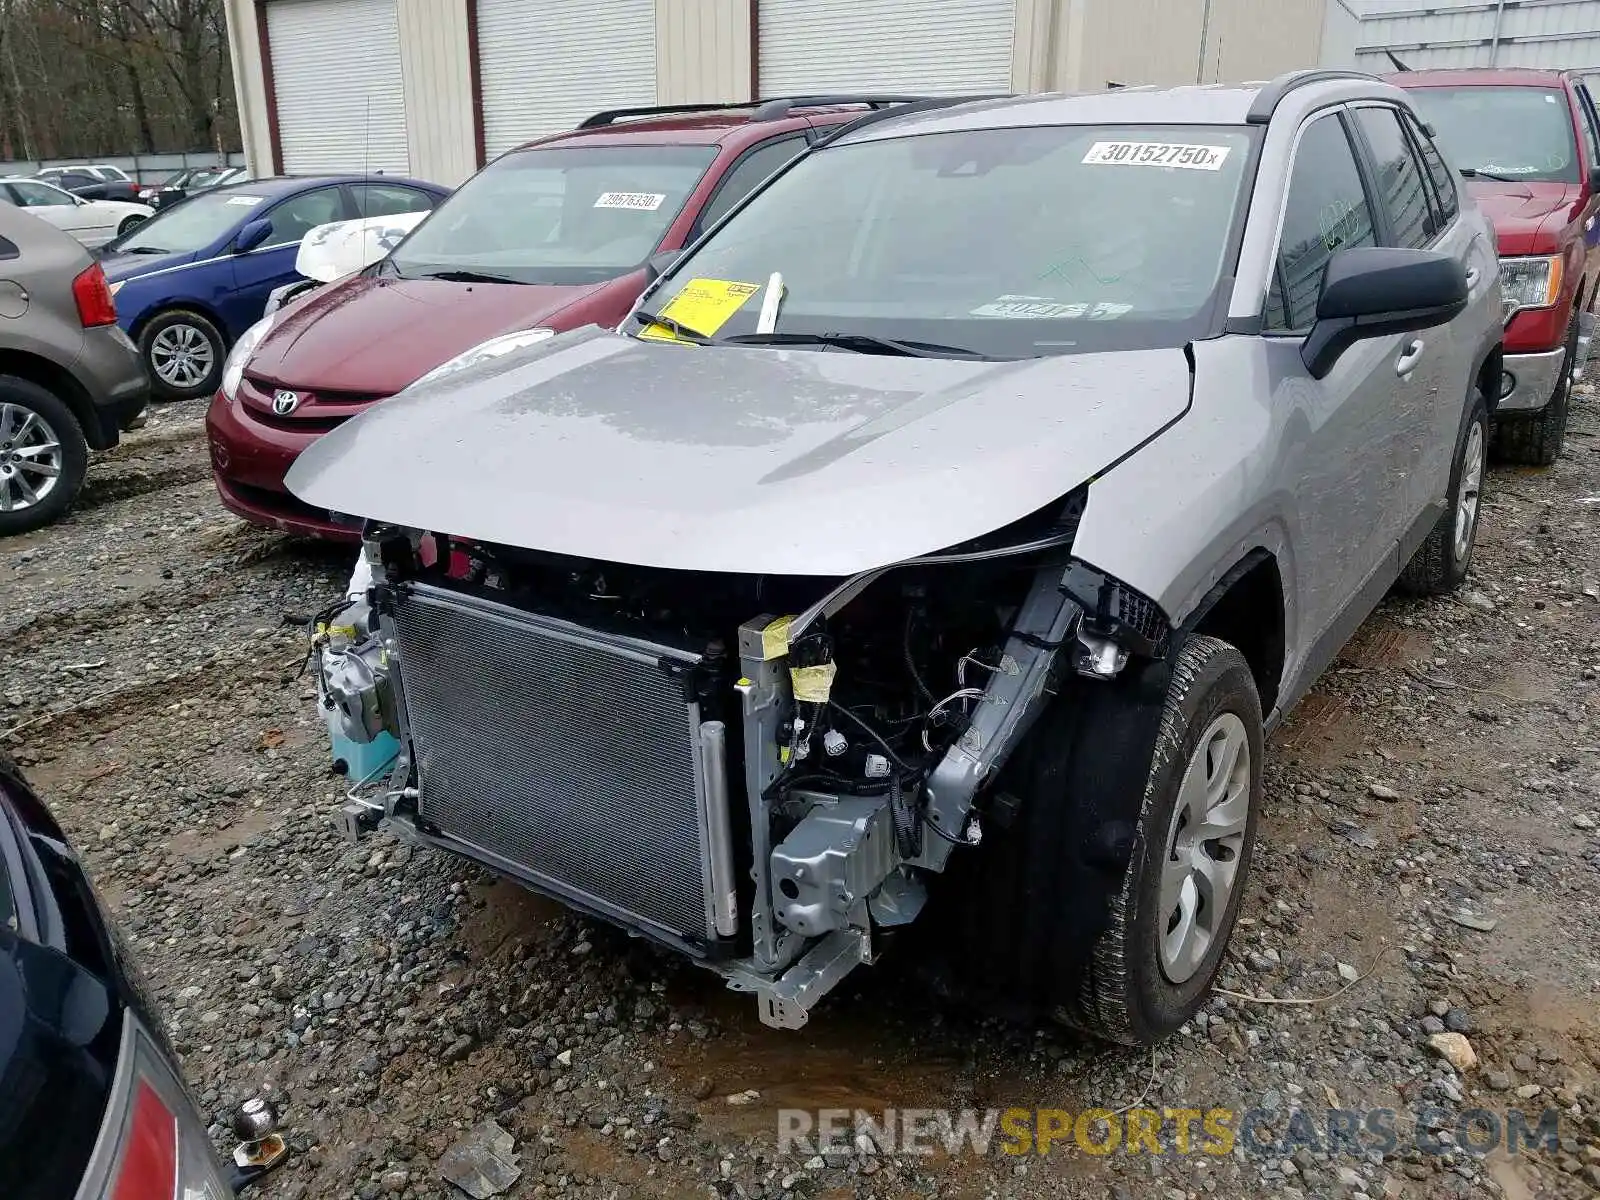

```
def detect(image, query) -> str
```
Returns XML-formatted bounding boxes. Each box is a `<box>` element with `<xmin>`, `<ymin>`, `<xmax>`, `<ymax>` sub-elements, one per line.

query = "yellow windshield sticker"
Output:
<box><xmin>640</xmin><ymin>278</ymin><xmax>761</xmax><ymax>343</ymax></box>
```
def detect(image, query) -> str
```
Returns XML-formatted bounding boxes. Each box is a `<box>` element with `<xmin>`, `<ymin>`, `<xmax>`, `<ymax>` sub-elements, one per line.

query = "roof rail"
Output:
<box><xmin>1246</xmin><ymin>69</ymin><xmax>1380</xmax><ymax>124</ymax></box>
<box><xmin>749</xmin><ymin>94</ymin><xmax>929</xmax><ymax>120</ymax></box>
<box><xmin>809</xmin><ymin>93</ymin><xmax>1011</xmax><ymax>150</ymax></box>
<box><xmin>579</xmin><ymin>94</ymin><xmax>931</xmax><ymax>129</ymax></box>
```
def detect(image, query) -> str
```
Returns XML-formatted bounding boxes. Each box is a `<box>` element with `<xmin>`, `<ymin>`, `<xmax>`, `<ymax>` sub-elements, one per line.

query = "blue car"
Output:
<box><xmin>102</xmin><ymin>175</ymin><xmax>448</xmax><ymax>400</ymax></box>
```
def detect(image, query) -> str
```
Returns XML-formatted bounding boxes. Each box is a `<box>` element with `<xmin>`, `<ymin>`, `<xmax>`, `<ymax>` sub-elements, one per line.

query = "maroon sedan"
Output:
<box><xmin>206</xmin><ymin>95</ymin><xmax>924</xmax><ymax>540</ymax></box>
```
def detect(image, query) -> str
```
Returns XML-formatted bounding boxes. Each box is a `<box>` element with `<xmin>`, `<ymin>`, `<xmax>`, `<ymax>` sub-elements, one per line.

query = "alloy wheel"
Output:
<box><xmin>0</xmin><ymin>402</ymin><xmax>64</xmax><ymax>513</ymax></box>
<box><xmin>1158</xmin><ymin>712</ymin><xmax>1252</xmax><ymax>985</ymax></box>
<box><xmin>150</xmin><ymin>323</ymin><xmax>215</xmax><ymax>389</ymax></box>
<box><xmin>1453</xmin><ymin>420</ymin><xmax>1486</xmax><ymax>562</ymax></box>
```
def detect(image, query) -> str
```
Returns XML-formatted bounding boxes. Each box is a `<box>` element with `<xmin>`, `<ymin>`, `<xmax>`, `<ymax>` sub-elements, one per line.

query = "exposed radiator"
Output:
<box><xmin>388</xmin><ymin>583</ymin><xmax>736</xmax><ymax>953</ymax></box>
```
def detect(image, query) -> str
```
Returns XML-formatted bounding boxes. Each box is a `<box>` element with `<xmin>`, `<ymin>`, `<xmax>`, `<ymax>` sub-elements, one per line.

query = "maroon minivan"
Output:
<box><xmin>206</xmin><ymin>96</ymin><xmax>923</xmax><ymax>540</ymax></box>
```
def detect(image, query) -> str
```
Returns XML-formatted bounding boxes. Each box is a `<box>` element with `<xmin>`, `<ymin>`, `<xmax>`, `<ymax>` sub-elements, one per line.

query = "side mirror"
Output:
<box><xmin>1301</xmin><ymin>246</ymin><xmax>1468</xmax><ymax>379</ymax></box>
<box><xmin>233</xmin><ymin>218</ymin><xmax>273</xmax><ymax>254</ymax></box>
<box><xmin>644</xmin><ymin>248</ymin><xmax>681</xmax><ymax>281</ymax></box>
<box><xmin>1588</xmin><ymin>164</ymin><xmax>1600</xmax><ymax>191</ymax></box>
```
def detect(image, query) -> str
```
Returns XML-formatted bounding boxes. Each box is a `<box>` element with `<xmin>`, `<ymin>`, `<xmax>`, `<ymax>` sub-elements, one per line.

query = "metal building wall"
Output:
<box><xmin>656</xmin><ymin>0</ymin><xmax>753</xmax><ymax>103</ymax></box>
<box><xmin>1345</xmin><ymin>0</ymin><xmax>1600</xmax><ymax>71</ymax></box>
<box><xmin>397</xmin><ymin>0</ymin><xmax>476</xmax><ymax>185</ymax></box>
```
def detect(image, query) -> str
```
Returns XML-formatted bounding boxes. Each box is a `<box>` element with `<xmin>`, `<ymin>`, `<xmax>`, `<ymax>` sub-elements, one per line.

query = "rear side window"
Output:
<box><xmin>1402</xmin><ymin>110</ymin><xmax>1459</xmax><ymax>224</ymax></box>
<box><xmin>0</xmin><ymin>237</ymin><xmax>17</xmax><ymax>261</ymax></box>
<box><xmin>1265</xmin><ymin>114</ymin><xmax>1378</xmax><ymax>333</ymax></box>
<box><xmin>1354</xmin><ymin>106</ymin><xmax>1434</xmax><ymax>248</ymax></box>
<box><xmin>350</xmin><ymin>183</ymin><xmax>436</xmax><ymax>218</ymax></box>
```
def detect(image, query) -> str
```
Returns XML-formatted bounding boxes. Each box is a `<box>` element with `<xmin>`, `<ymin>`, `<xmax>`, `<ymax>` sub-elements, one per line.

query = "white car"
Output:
<box><xmin>0</xmin><ymin>178</ymin><xmax>153</xmax><ymax>247</ymax></box>
<box><xmin>40</xmin><ymin>163</ymin><xmax>133</xmax><ymax>185</ymax></box>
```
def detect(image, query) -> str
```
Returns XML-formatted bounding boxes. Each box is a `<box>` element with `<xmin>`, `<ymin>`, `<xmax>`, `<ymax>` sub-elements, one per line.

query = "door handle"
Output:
<box><xmin>1395</xmin><ymin>339</ymin><xmax>1425</xmax><ymax>376</ymax></box>
<box><xmin>1465</xmin><ymin>266</ymin><xmax>1480</xmax><ymax>288</ymax></box>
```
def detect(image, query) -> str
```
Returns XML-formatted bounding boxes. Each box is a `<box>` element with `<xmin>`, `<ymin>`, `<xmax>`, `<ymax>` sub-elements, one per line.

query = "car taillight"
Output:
<box><xmin>72</xmin><ymin>263</ymin><xmax>119</xmax><ymax>328</ymax></box>
<box><xmin>111</xmin><ymin>1081</ymin><xmax>178</xmax><ymax>1200</ymax></box>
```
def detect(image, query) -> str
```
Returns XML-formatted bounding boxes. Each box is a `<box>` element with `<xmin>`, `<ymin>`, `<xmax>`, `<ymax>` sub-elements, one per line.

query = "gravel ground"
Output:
<box><xmin>2</xmin><ymin>396</ymin><xmax>1598</xmax><ymax>1200</ymax></box>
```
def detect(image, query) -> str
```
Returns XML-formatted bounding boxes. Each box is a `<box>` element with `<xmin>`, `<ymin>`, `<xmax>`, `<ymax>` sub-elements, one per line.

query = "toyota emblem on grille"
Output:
<box><xmin>272</xmin><ymin>389</ymin><xmax>301</xmax><ymax>415</ymax></box>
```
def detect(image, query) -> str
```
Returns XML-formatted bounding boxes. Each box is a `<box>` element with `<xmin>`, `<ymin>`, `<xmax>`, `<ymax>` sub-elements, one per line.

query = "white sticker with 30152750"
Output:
<box><xmin>1081</xmin><ymin>141</ymin><xmax>1231</xmax><ymax>170</ymax></box>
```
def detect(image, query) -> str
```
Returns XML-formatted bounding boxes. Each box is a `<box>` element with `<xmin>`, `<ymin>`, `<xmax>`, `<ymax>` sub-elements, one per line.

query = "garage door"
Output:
<box><xmin>476</xmin><ymin>0</ymin><xmax>656</xmax><ymax>157</ymax></box>
<box><xmin>759</xmin><ymin>0</ymin><xmax>1016</xmax><ymax>96</ymax></box>
<box><xmin>268</xmin><ymin>0</ymin><xmax>409</xmax><ymax>174</ymax></box>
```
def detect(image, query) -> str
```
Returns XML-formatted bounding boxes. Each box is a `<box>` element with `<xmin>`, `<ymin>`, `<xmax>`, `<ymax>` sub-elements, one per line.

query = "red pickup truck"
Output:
<box><xmin>1391</xmin><ymin>67</ymin><xmax>1600</xmax><ymax>465</ymax></box>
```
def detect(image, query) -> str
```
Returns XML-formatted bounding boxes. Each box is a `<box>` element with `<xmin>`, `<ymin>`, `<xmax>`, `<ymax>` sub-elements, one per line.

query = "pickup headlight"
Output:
<box><xmin>409</xmin><ymin>327</ymin><xmax>556</xmax><ymax>389</ymax></box>
<box><xmin>220</xmin><ymin>314</ymin><xmax>275</xmax><ymax>401</ymax></box>
<box><xmin>1499</xmin><ymin>255</ymin><xmax>1562</xmax><ymax>323</ymax></box>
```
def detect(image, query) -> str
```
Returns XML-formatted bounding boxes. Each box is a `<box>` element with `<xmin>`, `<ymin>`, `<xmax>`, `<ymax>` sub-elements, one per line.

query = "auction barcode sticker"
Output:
<box><xmin>1081</xmin><ymin>141</ymin><xmax>1231</xmax><ymax>170</ymax></box>
<box><xmin>594</xmin><ymin>191</ymin><xmax>666</xmax><ymax>210</ymax></box>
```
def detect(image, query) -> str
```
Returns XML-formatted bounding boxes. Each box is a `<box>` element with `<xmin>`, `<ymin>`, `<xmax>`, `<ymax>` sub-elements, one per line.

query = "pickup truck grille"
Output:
<box><xmin>389</xmin><ymin>583</ymin><xmax>723</xmax><ymax>951</ymax></box>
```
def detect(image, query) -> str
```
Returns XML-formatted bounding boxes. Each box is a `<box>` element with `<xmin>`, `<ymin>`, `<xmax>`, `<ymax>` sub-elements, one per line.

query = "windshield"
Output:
<box><xmin>1405</xmin><ymin>86</ymin><xmax>1579</xmax><ymax>183</ymax></box>
<box><xmin>637</xmin><ymin>124</ymin><xmax>1254</xmax><ymax>358</ymax></box>
<box><xmin>112</xmin><ymin>189</ymin><xmax>264</xmax><ymax>254</ymax></box>
<box><xmin>388</xmin><ymin>144</ymin><xmax>717</xmax><ymax>285</ymax></box>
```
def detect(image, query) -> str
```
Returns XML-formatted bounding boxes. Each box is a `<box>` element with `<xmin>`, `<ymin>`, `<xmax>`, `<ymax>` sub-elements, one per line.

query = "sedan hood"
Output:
<box><xmin>287</xmin><ymin>327</ymin><xmax>1192</xmax><ymax>576</ymax></box>
<box><xmin>247</xmin><ymin>274</ymin><xmax>621</xmax><ymax>394</ymax></box>
<box><xmin>100</xmin><ymin>248</ymin><xmax>199</xmax><ymax>281</ymax></box>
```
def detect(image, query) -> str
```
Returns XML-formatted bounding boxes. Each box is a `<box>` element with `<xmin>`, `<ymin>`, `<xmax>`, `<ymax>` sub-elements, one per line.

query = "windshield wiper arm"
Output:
<box><xmin>418</xmin><ymin>269</ymin><xmax>520</xmax><ymax>284</ymax></box>
<box><xmin>122</xmin><ymin>245</ymin><xmax>170</xmax><ymax>254</ymax></box>
<box><xmin>1459</xmin><ymin>167</ymin><xmax>1522</xmax><ymax>183</ymax></box>
<box><xmin>721</xmin><ymin>331</ymin><xmax>997</xmax><ymax>360</ymax></box>
<box><xmin>631</xmin><ymin>310</ymin><xmax>713</xmax><ymax>344</ymax></box>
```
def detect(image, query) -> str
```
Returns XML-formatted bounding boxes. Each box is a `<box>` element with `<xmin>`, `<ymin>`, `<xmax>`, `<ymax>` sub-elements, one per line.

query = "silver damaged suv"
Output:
<box><xmin>287</xmin><ymin>72</ymin><xmax>1503</xmax><ymax>1044</ymax></box>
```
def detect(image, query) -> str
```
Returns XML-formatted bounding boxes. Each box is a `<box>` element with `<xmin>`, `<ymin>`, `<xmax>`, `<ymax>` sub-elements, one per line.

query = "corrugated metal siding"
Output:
<box><xmin>396</xmin><ymin>0</ymin><xmax>475</xmax><ymax>185</ymax></box>
<box><xmin>657</xmin><ymin>0</ymin><xmax>752</xmax><ymax>103</ymax></box>
<box><xmin>1349</xmin><ymin>0</ymin><xmax>1600</xmax><ymax>71</ymax></box>
<box><xmin>758</xmin><ymin>0</ymin><xmax>1017</xmax><ymax>95</ymax></box>
<box><xmin>476</xmin><ymin>0</ymin><xmax>656</xmax><ymax>155</ymax></box>
<box><xmin>268</xmin><ymin>0</ymin><xmax>410</xmax><ymax>174</ymax></box>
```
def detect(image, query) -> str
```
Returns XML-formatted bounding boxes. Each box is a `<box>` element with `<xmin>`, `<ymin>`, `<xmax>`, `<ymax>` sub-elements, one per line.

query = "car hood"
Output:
<box><xmin>100</xmin><ymin>248</ymin><xmax>199</xmax><ymax>281</ymax></box>
<box><xmin>248</xmin><ymin>275</ymin><xmax>619</xmax><ymax>394</ymax></box>
<box><xmin>1464</xmin><ymin>179</ymin><xmax>1581</xmax><ymax>251</ymax></box>
<box><xmin>286</xmin><ymin>326</ymin><xmax>1192</xmax><ymax>576</ymax></box>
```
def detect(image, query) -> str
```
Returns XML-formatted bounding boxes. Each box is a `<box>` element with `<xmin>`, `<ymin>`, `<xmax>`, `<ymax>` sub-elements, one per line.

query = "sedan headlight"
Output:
<box><xmin>1499</xmin><ymin>255</ymin><xmax>1562</xmax><ymax>323</ymax></box>
<box><xmin>220</xmin><ymin>314</ymin><xmax>275</xmax><ymax>401</ymax></box>
<box><xmin>408</xmin><ymin>327</ymin><xmax>557</xmax><ymax>389</ymax></box>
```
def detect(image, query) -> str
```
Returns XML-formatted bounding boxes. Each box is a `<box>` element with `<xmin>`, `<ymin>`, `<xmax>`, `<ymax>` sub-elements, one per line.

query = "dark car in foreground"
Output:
<box><xmin>0</xmin><ymin>753</ymin><xmax>241</xmax><ymax>1198</ymax></box>
<box><xmin>0</xmin><ymin>203</ymin><xmax>149</xmax><ymax>536</ymax></box>
<box><xmin>141</xmin><ymin>165</ymin><xmax>250</xmax><ymax>212</ymax></box>
<box><xmin>101</xmin><ymin>174</ymin><xmax>447</xmax><ymax>402</ymax></box>
<box><xmin>1393</xmin><ymin>66</ymin><xmax>1600</xmax><ymax>464</ymax></box>
<box><xmin>207</xmin><ymin>95</ymin><xmax>926</xmax><ymax>541</ymax></box>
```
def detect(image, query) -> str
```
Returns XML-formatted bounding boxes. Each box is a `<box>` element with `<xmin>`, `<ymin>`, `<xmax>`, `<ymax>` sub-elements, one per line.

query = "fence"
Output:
<box><xmin>0</xmin><ymin>149</ymin><xmax>248</xmax><ymax>185</ymax></box>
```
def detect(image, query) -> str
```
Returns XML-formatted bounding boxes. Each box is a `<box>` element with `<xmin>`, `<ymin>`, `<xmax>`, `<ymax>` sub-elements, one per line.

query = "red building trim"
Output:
<box><xmin>254</xmin><ymin>0</ymin><xmax>284</xmax><ymax>174</ymax></box>
<box><xmin>465</xmin><ymin>0</ymin><xmax>487</xmax><ymax>168</ymax></box>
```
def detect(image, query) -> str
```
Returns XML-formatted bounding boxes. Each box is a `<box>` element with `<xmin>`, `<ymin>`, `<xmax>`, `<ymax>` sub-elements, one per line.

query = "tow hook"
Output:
<box><xmin>228</xmin><ymin>1097</ymin><xmax>289</xmax><ymax>1191</ymax></box>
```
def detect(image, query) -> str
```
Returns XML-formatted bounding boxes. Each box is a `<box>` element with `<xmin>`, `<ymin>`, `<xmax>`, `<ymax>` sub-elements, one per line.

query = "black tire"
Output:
<box><xmin>1494</xmin><ymin>315</ymin><xmax>1575</xmax><ymax>467</ymax></box>
<box><xmin>0</xmin><ymin>375</ymin><xmax>89</xmax><ymax>536</ymax></box>
<box><xmin>117</xmin><ymin>214</ymin><xmax>146</xmax><ymax>236</ymax></box>
<box><xmin>139</xmin><ymin>308</ymin><xmax>225</xmax><ymax>402</ymax></box>
<box><xmin>935</xmin><ymin>636</ymin><xmax>1263</xmax><ymax>1045</ymax></box>
<box><xmin>1399</xmin><ymin>387</ymin><xmax>1489</xmax><ymax>596</ymax></box>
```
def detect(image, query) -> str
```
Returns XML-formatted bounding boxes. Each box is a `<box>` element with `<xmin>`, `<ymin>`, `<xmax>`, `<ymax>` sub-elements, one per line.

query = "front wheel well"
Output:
<box><xmin>129</xmin><ymin>302</ymin><xmax>232</xmax><ymax>349</ymax></box>
<box><xmin>1477</xmin><ymin>344</ymin><xmax>1505</xmax><ymax>415</ymax></box>
<box><xmin>1186</xmin><ymin>552</ymin><xmax>1285</xmax><ymax>715</ymax></box>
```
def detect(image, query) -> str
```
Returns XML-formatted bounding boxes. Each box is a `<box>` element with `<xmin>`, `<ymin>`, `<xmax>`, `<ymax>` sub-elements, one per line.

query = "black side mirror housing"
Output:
<box><xmin>233</xmin><ymin>218</ymin><xmax>273</xmax><ymax>254</ymax></box>
<box><xmin>644</xmin><ymin>248</ymin><xmax>681</xmax><ymax>281</ymax></box>
<box><xmin>1588</xmin><ymin>164</ymin><xmax>1600</xmax><ymax>191</ymax></box>
<box><xmin>1302</xmin><ymin>246</ymin><xmax>1468</xmax><ymax>379</ymax></box>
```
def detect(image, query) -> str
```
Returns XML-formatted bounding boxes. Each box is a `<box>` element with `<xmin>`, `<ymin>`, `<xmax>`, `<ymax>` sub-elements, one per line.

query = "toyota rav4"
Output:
<box><xmin>285</xmin><ymin>73</ymin><xmax>1502</xmax><ymax>1043</ymax></box>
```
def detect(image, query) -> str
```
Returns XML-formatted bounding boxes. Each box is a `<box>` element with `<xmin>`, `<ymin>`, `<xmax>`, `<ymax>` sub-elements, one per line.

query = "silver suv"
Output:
<box><xmin>288</xmin><ymin>71</ymin><xmax>1502</xmax><ymax>1044</ymax></box>
<box><xmin>0</xmin><ymin>205</ymin><xmax>149</xmax><ymax>534</ymax></box>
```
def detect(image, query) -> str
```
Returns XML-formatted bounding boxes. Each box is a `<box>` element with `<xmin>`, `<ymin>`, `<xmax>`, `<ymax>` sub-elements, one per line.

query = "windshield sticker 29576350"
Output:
<box><xmin>970</xmin><ymin>296</ymin><xmax>1134</xmax><ymax>320</ymax></box>
<box><xmin>1081</xmin><ymin>142</ymin><xmax>1231</xmax><ymax>170</ymax></box>
<box><xmin>593</xmin><ymin>191</ymin><xmax>667</xmax><ymax>211</ymax></box>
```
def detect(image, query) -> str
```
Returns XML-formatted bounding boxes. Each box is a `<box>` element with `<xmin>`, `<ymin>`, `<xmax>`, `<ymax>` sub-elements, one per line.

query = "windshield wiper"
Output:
<box><xmin>418</xmin><ymin>269</ymin><xmax>520</xmax><ymax>284</ymax></box>
<box><xmin>721</xmin><ymin>331</ymin><xmax>997</xmax><ymax>360</ymax></box>
<box><xmin>631</xmin><ymin>310</ymin><xmax>713</xmax><ymax>344</ymax></box>
<box><xmin>1459</xmin><ymin>167</ymin><xmax>1523</xmax><ymax>183</ymax></box>
<box><xmin>122</xmin><ymin>245</ymin><xmax>170</xmax><ymax>254</ymax></box>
